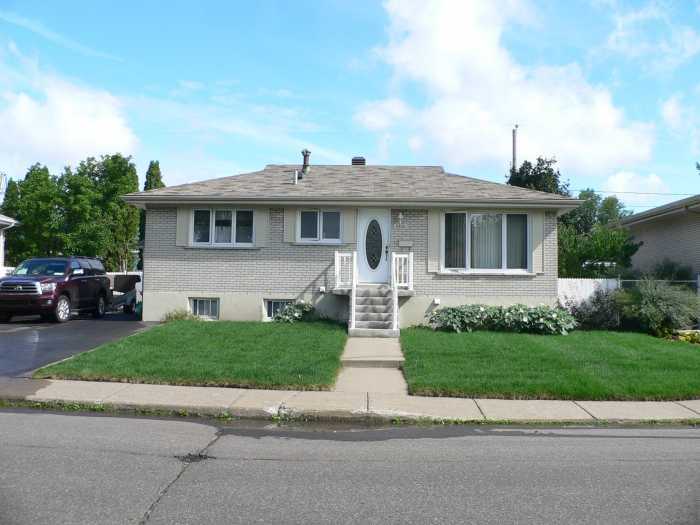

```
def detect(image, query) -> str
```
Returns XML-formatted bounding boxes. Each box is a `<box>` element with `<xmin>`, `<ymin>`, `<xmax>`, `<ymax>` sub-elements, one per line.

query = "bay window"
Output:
<box><xmin>442</xmin><ymin>212</ymin><xmax>529</xmax><ymax>272</ymax></box>
<box><xmin>192</xmin><ymin>209</ymin><xmax>254</xmax><ymax>247</ymax></box>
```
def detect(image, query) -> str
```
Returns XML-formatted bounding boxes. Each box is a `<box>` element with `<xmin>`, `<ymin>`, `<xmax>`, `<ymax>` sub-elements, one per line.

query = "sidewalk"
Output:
<box><xmin>1</xmin><ymin>377</ymin><xmax>699</xmax><ymax>423</ymax></box>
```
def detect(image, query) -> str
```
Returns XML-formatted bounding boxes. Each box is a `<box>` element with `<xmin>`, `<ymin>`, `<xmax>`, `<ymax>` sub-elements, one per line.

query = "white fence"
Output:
<box><xmin>557</xmin><ymin>278</ymin><xmax>619</xmax><ymax>306</ymax></box>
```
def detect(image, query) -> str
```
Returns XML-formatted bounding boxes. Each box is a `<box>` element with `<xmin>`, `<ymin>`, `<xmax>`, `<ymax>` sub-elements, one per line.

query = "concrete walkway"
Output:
<box><xmin>1</xmin><ymin>377</ymin><xmax>699</xmax><ymax>423</ymax></box>
<box><xmin>333</xmin><ymin>337</ymin><xmax>408</xmax><ymax>395</ymax></box>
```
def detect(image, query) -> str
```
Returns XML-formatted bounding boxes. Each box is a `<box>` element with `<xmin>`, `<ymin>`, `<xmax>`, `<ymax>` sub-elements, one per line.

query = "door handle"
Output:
<box><xmin>385</xmin><ymin>245</ymin><xmax>389</xmax><ymax>261</ymax></box>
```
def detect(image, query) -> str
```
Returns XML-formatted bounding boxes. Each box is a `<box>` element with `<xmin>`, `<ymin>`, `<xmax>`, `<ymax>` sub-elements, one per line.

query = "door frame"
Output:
<box><xmin>356</xmin><ymin>208</ymin><xmax>391</xmax><ymax>284</ymax></box>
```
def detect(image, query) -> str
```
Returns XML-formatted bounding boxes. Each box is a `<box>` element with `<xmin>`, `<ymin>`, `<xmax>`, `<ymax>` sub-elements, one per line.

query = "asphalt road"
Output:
<box><xmin>0</xmin><ymin>313</ymin><xmax>149</xmax><ymax>377</ymax></box>
<box><xmin>0</xmin><ymin>411</ymin><xmax>697</xmax><ymax>525</ymax></box>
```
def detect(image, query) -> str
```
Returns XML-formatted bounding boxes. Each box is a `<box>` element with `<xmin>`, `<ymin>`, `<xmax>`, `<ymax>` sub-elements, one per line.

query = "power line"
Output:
<box><xmin>576</xmin><ymin>189</ymin><xmax>695</xmax><ymax>196</ymax></box>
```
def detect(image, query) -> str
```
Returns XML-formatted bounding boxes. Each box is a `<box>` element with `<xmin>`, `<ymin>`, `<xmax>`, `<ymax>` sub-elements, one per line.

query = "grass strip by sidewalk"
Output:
<box><xmin>401</xmin><ymin>328</ymin><xmax>700</xmax><ymax>401</ymax></box>
<box><xmin>34</xmin><ymin>320</ymin><xmax>347</xmax><ymax>390</ymax></box>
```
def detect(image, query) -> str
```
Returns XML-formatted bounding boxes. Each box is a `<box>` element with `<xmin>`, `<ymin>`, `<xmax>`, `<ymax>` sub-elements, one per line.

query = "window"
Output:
<box><xmin>300</xmin><ymin>211</ymin><xmax>318</xmax><ymax>240</ymax></box>
<box><xmin>265</xmin><ymin>299</ymin><xmax>292</xmax><ymax>320</ymax></box>
<box><xmin>193</xmin><ymin>210</ymin><xmax>211</xmax><ymax>243</ymax></box>
<box><xmin>214</xmin><ymin>210</ymin><xmax>232</xmax><ymax>244</ymax></box>
<box><xmin>190</xmin><ymin>298</ymin><xmax>219</xmax><ymax>320</ymax></box>
<box><xmin>298</xmin><ymin>210</ymin><xmax>341</xmax><ymax>243</ymax></box>
<box><xmin>191</xmin><ymin>209</ymin><xmax>254</xmax><ymax>247</ymax></box>
<box><xmin>236</xmin><ymin>210</ymin><xmax>254</xmax><ymax>244</ymax></box>
<box><xmin>442</xmin><ymin>212</ymin><xmax>529</xmax><ymax>272</ymax></box>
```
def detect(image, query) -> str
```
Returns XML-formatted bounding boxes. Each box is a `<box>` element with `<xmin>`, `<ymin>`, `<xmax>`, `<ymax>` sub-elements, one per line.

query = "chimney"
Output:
<box><xmin>351</xmin><ymin>156</ymin><xmax>366</xmax><ymax>166</ymax></box>
<box><xmin>299</xmin><ymin>149</ymin><xmax>311</xmax><ymax>179</ymax></box>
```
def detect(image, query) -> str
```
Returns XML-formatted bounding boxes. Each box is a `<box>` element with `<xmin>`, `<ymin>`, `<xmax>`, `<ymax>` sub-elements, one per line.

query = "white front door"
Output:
<box><xmin>357</xmin><ymin>208</ymin><xmax>391</xmax><ymax>283</ymax></box>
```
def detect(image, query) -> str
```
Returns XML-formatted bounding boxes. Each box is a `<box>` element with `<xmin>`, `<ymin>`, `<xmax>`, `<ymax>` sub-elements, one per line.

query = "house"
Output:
<box><xmin>621</xmin><ymin>195</ymin><xmax>700</xmax><ymax>275</ymax></box>
<box><xmin>0</xmin><ymin>214</ymin><xmax>18</xmax><ymax>276</ymax></box>
<box><xmin>123</xmin><ymin>152</ymin><xmax>579</xmax><ymax>335</ymax></box>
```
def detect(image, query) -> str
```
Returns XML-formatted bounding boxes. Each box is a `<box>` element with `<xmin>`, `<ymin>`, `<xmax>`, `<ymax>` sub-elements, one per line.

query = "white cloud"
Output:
<box><xmin>602</xmin><ymin>171</ymin><xmax>670</xmax><ymax>208</ymax></box>
<box><xmin>0</xmin><ymin>10</ymin><xmax>122</xmax><ymax>61</ymax></box>
<box><xmin>661</xmin><ymin>94</ymin><xmax>683</xmax><ymax>131</ymax></box>
<box><xmin>660</xmin><ymin>93</ymin><xmax>700</xmax><ymax>154</ymax></box>
<box><xmin>355</xmin><ymin>98</ymin><xmax>410</xmax><ymax>131</ymax></box>
<box><xmin>0</xmin><ymin>44</ymin><xmax>137</xmax><ymax>178</ymax></box>
<box><xmin>355</xmin><ymin>0</ymin><xmax>653</xmax><ymax>175</ymax></box>
<box><xmin>603</xmin><ymin>1</ymin><xmax>700</xmax><ymax>72</ymax></box>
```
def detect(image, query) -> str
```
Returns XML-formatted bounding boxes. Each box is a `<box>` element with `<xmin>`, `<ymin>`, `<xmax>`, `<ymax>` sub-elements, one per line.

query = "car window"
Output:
<box><xmin>78</xmin><ymin>259</ymin><xmax>94</xmax><ymax>275</ymax></box>
<box><xmin>89</xmin><ymin>259</ymin><xmax>106</xmax><ymax>274</ymax></box>
<box><xmin>70</xmin><ymin>260</ymin><xmax>80</xmax><ymax>270</ymax></box>
<box><xmin>14</xmin><ymin>259</ymin><xmax>68</xmax><ymax>276</ymax></box>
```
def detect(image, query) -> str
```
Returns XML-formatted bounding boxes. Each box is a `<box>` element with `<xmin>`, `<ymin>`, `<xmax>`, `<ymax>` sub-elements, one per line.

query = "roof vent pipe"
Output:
<box><xmin>351</xmin><ymin>156</ymin><xmax>366</xmax><ymax>166</ymax></box>
<box><xmin>300</xmin><ymin>149</ymin><xmax>311</xmax><ymax>179</ymax></box>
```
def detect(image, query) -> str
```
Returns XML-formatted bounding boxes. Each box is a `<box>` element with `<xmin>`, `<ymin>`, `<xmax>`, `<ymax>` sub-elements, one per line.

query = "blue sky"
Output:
<box><xmin>0</xmin><ymin>0</ymin><xmax>699</xmax><ymax>211</ymax></box>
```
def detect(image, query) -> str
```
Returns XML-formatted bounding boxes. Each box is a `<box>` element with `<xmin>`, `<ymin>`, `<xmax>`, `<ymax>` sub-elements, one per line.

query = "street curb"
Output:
<box><xmin>1</xmin><ymin>397</ymin><xmax>699</xmax><ymax>426</ymax></box>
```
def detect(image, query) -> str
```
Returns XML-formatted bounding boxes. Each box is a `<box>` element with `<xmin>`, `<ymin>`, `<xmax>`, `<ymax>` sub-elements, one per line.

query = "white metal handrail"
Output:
<box><xmin>390</xmin><ymin>252</ymin><xmax>399</xmax><ymax>330</ymax></box>
<box><xmin>334</xmin><ymin>251</ymin><xmax>354</xmax><ymax>289</ymax></box>
<box><xmin>392</xmin><ymin>252</ymin><xmax>413</xmax><ymax>290</ymax></box>
<box><xmin>350</xmin><ymin>251</ymin><xmax>357</xmax><ymax>329</ymax></box>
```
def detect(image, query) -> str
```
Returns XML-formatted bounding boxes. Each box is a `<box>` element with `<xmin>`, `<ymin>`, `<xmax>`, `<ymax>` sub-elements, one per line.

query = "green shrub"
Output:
<box><xmin>162</xmin><ymin>308</ymin><xmax>200</xmax><ymax>323</ymax></box>
<box><xmin>652</xmin><ymin>258</ymin><xmax>694</xmax><ymax>282</ymax></box>
<box><xmin>274</xmin><ymin>300</ymin><xmax>315</xmax><ymax>323</ymax></box>
<box><xmin>619</xmin><ymin>279</ymin><xmax>700</xmax><ymax>336</ymax></box>
<box><xmin>566</xmin><ymin>288</ymin><xmax>622</xmax><ymax>330</ymax></box>
<box><xmin>427</xmin><ymin>303</ymin><xmax>576</xmax><ymax>335</ymax></box>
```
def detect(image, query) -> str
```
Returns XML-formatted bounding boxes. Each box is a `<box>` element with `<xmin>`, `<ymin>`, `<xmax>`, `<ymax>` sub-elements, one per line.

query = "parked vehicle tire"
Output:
<box><xmin>0</xmin><ymin>313</ymin><xmax>11</xmax><ymax>323</ymax></box>
<box><xmin>123</xmin><ymin>302</ymin><xmax>134</xmax><ymax>314</ymax></box>
<box><xmin>93</xmin><ymin>294</ymin><xmax>106</xmax><ymax>318</ymax></box>
<box><xmin>53</xmin><ymin>295</ymin><xmax>71</xmax><ymax>323</ymax></box>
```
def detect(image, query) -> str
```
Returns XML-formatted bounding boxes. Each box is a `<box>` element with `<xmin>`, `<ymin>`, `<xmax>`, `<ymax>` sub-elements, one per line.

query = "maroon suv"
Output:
<box><xmin>0</xmin><ymin>256</ymin><xmax>112</xmax><ymax>323</ymax></box>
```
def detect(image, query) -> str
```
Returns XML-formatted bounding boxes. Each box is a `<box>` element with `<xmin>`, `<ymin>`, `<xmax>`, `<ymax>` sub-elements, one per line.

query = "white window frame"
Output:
<box><xmin>264</xmin><ymin>299</ymin><xmax>293</xmax><ymax>320</ymax></box>
<box><xmin>189</xmin><ymin>297</ymin><xmax>220</xmax><ymax>320</ymax></box>
<box><xmin>440</xmin><ymin>211</ymin><xmax>532</xmax><ymax>274</ymax></box>
<box><xmin>296</xmin><ymin>209</ymin><xmax>342</xmax><ymax>244</ymax></box>
<box><xmin>190</xmin><ymin>208</ymin><xmax>255</xmax><ymax>248</ymax></box>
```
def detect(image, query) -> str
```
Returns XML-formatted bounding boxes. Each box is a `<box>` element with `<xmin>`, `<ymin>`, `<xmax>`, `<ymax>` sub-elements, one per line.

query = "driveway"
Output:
<box><xmin>0</xmin><ymin>312</ymin><xmax>150</xmax><ymax>377</ymax></box>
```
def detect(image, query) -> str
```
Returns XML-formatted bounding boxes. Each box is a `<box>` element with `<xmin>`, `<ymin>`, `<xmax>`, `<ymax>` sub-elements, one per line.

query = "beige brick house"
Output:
<box><xmin>124</xmin><ymin>153</ymin><xmax>579</xmax><ymax>335</ymax></box>
<box><xmin>622</xmin><ymin>195</ymin><xmax>700</xmax><ymax>275</ymax></box>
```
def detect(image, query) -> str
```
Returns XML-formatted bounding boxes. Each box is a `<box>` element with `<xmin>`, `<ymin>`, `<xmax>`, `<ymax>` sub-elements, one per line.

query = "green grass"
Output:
<box><xmin>34</xmin><ymin>320</ymin><xmax>347</xmax><ymax>390</ymax></box>
<box><xmin>401</xmin><ymin>328</ymin><xmax>700</xmax><ymax>400</ymax></box>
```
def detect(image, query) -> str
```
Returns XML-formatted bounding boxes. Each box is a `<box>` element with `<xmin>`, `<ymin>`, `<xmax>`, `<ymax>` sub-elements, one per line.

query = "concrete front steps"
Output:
<box><xmin>348</xmin><ymin>284</ymin><xmax>399</xmax><ymax>338</ymax></box>
<box><xmin>334</xmin><ymin>337</ymin><xmax>408</xmax><ymax>395</ymax></box>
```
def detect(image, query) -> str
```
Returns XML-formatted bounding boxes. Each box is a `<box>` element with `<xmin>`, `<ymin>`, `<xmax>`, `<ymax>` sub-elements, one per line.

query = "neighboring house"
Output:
<box><xmin>0</xmin><ymin>214</ymin><xmax>18</xmax><ymax>276</ymax></box>
<box><xmin>123</xmin><ymin>152</ymin><xmax>579</xmax><ymax>335</ymax></box>
<box><xmin>622</xmin><ymin>195</ymin><xmax>700</xmax><ymax>275</ymax></box>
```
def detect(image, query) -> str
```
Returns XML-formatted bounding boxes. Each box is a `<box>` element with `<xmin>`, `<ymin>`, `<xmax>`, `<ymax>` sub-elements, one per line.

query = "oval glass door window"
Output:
<box><xmin>365</xmin><ymin>219</ymin><xmax>382</xmax><ymax>270</ymax></box>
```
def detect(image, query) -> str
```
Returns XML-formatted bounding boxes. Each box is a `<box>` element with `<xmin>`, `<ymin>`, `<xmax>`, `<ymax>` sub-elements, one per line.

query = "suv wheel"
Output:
<box><xmin>53</xmin><ymin>295</ymin><xmax>71</xmax><ymax>323</ymax></box>
<box><xmin>93</xmin><ymin>295</ymin><xmax>106</xmax><ymax>318</ymax></box>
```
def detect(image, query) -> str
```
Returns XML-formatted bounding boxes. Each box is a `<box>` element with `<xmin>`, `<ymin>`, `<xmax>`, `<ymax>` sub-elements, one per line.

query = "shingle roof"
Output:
<box><xmin>123</xmin><ymin>164</ymin><xmax>579</xmax><ymax>207</ymax></box>
<box><xmin>621</xmin><ymin>194</ymin><xmax>700</xmax><ymax>226</ymax></box>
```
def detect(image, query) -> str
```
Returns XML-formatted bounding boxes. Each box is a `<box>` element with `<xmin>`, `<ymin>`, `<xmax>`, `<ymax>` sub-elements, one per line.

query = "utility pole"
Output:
<box><xmin>511</xmin><ymin>124</ymin><xmax>518</xmax><ymax>172</ymax></box>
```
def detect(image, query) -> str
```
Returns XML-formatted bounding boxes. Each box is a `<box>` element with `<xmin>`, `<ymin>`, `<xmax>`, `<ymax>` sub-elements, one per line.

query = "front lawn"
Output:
<box><xmin>35</xmin><ymin>320</ymin><xmax>347</xmax><ymax>390</ymax></box>
<box><xmin>401</xmin><ymin>328</ymin><xmax>700</xmax><ymax>400</ymax></box>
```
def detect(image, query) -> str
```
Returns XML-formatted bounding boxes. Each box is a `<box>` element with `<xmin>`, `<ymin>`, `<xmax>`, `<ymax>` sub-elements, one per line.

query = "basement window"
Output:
<box><xmin>265</xmin><ymin>299</ymin><xmax>293</xmax><ymax>320</ymax></box>
<box><xmin>190</xmin><ymin>298</ymin><xmax>219</xmax><ymax>320</ymax></box>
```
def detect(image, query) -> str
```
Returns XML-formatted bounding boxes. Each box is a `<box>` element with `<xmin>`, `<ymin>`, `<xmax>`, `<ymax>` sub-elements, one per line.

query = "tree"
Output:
<box><xmin>96</xmin><ymin>154</ymin><xmax>140</xmax><ymax>272</ymax></box>
<box><xmin>507</xmin><ymin>157</ymin><xmax>570</xmax><ymax>196</ymax></box>
<box><xmin>143</xmin><ymin>160</ymin><xmax>165</xmax><ymax>192</ymax></box>
<box><xmin>560</xmin><ymin>189</ymin><xmax>631</xmax><ymax>234</ymax></box>
<box><xmin>558</xmin><ymin>223</ymin><xmax>641</xmax><ymax>278</ymax></box>
<box><xmin>57</xmin><ymin>163</ymin><xmax>110</xmax><ymax>257</ymax></box>
<box><xmin>0</xmin><ymin>165</ymin><xmax>62</xmax><ymax>264</ymax></box>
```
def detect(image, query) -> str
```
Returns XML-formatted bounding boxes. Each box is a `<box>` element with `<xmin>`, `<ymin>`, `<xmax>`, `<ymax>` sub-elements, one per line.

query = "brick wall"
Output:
<box><xmin>390</xmin><ymin>209</ymin><xmax>558</xmax><ymax>297</ymax></box>
<box><xmin>144</xmin><ymin>207</ymin><xmax>350</xmax><ymax>296</ymax></box>
<box><xmin>145</xmin><ymin>207</ymin><xmax>558</xmax><ymax>300</ymax></box>
<box><xmin>628</xmin><ymin>212</ymin><xmax>700</xmax><ymax>274</ymax></box>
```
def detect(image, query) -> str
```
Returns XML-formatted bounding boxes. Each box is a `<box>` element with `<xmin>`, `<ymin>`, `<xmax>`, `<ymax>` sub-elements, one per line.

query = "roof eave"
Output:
<box><xmin>123</xmin><ymin>194</ymin><xmax>582</xmax><ymax>211</ymax></box>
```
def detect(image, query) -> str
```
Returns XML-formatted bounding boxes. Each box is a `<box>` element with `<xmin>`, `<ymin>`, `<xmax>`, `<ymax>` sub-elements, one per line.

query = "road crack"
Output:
<box><xmin>139</xmin><ymin>431</ymin><xmax>222</xmax><ymax>524</ymax></box>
